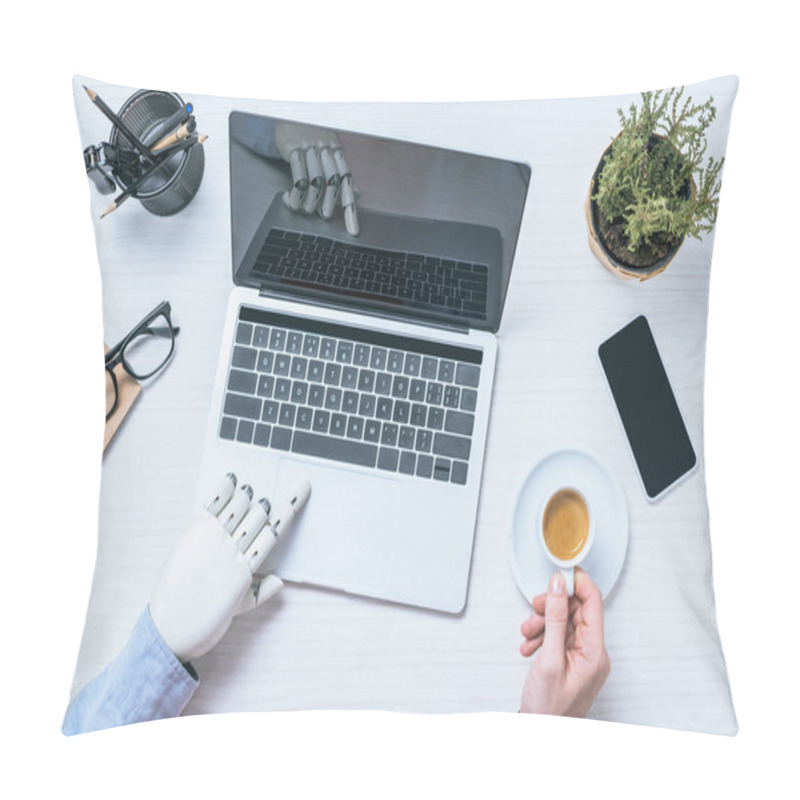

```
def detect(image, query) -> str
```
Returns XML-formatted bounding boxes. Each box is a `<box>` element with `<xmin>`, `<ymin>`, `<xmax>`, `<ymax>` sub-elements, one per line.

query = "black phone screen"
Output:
<box><xmin>599</xmin><ymin>315</ymin><xmax>696</xmax><ymax>499</ymax></box>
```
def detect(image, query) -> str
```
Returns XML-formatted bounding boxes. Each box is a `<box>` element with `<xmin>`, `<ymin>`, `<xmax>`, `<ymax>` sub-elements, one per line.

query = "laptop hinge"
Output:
<box><xmin>257</xmin><ymin>287</ymin><xmax>472</xmax><ymax>335</ymax></box>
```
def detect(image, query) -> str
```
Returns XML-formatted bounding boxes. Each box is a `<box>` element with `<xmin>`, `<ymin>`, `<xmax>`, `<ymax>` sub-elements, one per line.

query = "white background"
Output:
<box><xmin>2</xmin><ymin>1</ymin><xmax>797</xmax><ymax>796</ymax></box>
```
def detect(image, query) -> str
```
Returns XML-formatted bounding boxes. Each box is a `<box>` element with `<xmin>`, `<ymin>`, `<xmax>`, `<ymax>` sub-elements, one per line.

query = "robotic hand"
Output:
<box><xmin>149</xmin><ymin>474</ymin><xmax>310</xmax><ymax>663</ymax></box>
<box><xmin>274</xmin><ymin>121</ymin><xmax>359</xmax><ymax>235</ymax></box>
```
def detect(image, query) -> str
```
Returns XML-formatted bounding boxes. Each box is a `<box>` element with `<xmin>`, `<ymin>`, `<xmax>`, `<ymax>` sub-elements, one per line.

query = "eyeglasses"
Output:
<box><xmin>105</xmin><ymin>301</ymin><xmax>180</xmax><ymax>421</ymax></box>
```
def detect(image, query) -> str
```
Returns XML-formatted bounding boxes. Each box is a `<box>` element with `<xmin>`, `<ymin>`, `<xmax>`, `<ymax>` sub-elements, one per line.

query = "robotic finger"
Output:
<box><xmin>220</xmin><ymin>484</ymin><xmax>253</xmax><ymax>533</ymax></box>
<box><xmin>243</xmin><ymin>480</ymin><xmax>311</xmax><ymax>572</ymax></box>
<box><xmin>232</xmin><ymin>497</ymin><xmax>271</xmax><ymax>552</ymax></box>
<box><xmin>205</xmin><ymin>472</ymin><xmax>237</xmax><ymax>515</ymax></box>
<box><xmin>334</xmin><ymin>148</ymin><xmax>359</xmax><ymax>236</ymax></box>
<box><xmin>318</xmin><ymin>145</ymin><xmax>342</xmax><ymax>220</ymax></box>
<box><xmin>301</xmin><ymin>146</ymin><xmax>325</xmax><ymax>214</ymax></box>
<box><xmin>283</xmin><ymin>149</ymin><xmax>309</xmax><ymax>211</ymax></box>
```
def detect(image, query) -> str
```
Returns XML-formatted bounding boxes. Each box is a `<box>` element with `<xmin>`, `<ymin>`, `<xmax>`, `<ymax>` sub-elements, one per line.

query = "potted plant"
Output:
<box><xmin>585</xmin><ymin>87</ymin><xmax>724</xmax><ymax>280</ymax></box>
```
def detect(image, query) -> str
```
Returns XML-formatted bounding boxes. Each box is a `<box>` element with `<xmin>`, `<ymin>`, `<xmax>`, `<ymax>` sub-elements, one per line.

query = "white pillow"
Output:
<box><xmin>67</xmin><ymin>74</ymin><xmax>738</xmax><ymax>735</ymax></box>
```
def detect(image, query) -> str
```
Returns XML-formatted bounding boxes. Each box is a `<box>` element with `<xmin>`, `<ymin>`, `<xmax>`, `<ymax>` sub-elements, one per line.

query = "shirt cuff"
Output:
<box><xmin>62</xmin><ymin>607</ymin><xmax>199</xmax><ymax>735</ymax></box>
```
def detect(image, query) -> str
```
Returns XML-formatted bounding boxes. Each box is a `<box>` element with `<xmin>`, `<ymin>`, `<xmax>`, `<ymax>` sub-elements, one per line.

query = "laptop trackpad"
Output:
<box><xmin>267</xmin><ymin>458</ymin><xmax>401</xmax><ymax>593</ymax></box>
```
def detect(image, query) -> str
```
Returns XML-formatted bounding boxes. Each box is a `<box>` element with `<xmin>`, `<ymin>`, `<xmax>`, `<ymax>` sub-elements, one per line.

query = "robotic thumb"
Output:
<box><xmin>234</xmin><ymin>574</ymin><xmax>284</xmax><ymax>616</ymax></box>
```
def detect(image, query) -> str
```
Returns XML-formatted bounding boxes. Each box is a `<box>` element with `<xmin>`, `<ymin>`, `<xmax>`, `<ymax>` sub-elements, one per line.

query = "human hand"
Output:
<box><xmin>519</xmin><ymin>568</ymin><xmax>610</xmax><ymax>718</ymax></box>
<box><xmin>149</xmin><ymin>473</ymin><xmax>310</xmax><ymax>663</ymax></box>
<box><xmin>274</xmin><ymin>121</ymin><xmax>359</xmax><ymax>235</ymax></box>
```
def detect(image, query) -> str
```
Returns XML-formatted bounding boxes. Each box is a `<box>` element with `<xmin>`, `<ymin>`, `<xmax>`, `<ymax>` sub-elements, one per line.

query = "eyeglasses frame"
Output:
<box><xmin>105</xmin><ymin>300</ymin><xmax>180</xmax><ymax>421</ymax></box>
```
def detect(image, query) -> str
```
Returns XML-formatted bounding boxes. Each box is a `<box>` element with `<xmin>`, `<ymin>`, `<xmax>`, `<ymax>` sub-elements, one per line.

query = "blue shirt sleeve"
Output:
<box><xmin>62</xmin><ymin>607</ymin><xmax>199</xmax><ymax>735</ymax></box>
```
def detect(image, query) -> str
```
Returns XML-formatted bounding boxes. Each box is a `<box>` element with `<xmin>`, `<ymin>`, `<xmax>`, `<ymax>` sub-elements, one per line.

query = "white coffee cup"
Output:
<box><xmin>538</xmin><ymin>486</ymin><xmax>595</xmax><ymax>596</ymax></box>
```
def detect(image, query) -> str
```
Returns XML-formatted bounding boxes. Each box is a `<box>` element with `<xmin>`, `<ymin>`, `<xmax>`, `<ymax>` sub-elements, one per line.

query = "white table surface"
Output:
<box><xmin>69</xmin><ymin>75</ymin><xmax>739</xmax><ymax>734</ymax></box>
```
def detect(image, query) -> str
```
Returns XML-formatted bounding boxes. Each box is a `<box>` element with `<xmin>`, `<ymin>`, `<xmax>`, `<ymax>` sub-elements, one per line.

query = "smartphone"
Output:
<box><xmin>598</xmin><ymin>315</ymin><xmax>696</xmax><ymax>500</ymax></box>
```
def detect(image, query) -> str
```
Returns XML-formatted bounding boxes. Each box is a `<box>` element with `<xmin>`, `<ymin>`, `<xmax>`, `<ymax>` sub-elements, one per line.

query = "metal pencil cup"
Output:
<box><xmin>110</xmin><ymin>90</ymin><xmax>204</xmax><ymax>216</ymax></box>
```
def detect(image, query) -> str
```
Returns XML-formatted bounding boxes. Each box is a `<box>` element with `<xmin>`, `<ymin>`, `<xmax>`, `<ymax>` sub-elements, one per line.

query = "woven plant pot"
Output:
<box><xmin>585</xmin><ymin>137</ymin><xmax>693</xmax><ymax>282</ymax></box>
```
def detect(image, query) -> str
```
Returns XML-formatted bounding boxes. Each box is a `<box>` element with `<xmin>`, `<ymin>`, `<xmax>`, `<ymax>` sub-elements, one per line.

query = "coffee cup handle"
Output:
<box><xmin>560</xmin><ymin>567</ymin><xmax>575</xmax><ymax>597</ymax></box>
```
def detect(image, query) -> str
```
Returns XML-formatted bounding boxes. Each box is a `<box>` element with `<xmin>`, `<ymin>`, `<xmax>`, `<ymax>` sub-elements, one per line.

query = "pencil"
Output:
<box><xmin>144</xmin><ymin>133</ymin><xmax>206</xmax><ymax>162</ymax></box>
<box><xmin>83</xmin><ymin>86</ymin><xmax>155</xmax><ymax>165</ymax></box>
<box><xmin>158</xmin><ymin>133</ymin><xmax>207</xmax><ymax>154</ymax></box>
<box><xmin>151</xmin><ymin>119</ymin><xmax>197</xmax><ymax>153</ymax></box>
<box><xmin>152</xmin><ymin>104</ymin><xmax>193</xmax><ymax>146</ymax></box>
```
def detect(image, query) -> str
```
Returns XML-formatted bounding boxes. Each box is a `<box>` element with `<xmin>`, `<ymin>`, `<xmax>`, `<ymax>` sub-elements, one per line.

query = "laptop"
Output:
<box><xmin>196</xmin><ymin>111</ymin><xmax>531</xmax><ymax>613</ymax></box>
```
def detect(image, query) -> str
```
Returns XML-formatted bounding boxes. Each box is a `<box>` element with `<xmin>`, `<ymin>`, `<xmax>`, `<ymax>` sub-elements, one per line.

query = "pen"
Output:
<box><xmin>150</xmin><ymin>104</ymin><xmax>193</xmax><ymax>147</ymax></box>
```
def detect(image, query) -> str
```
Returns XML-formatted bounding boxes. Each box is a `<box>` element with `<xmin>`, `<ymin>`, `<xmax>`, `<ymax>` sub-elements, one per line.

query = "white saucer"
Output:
<box><xmin>509</xmin><ymin>449</ymin><xmax>629</xmax><ymax>601</ymax></box>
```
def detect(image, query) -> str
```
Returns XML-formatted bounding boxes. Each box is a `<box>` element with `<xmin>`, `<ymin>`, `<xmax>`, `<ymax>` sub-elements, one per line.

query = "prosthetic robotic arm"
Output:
<box><xmin>149</xmin><ymin>473</ymin><xmax>310</xmax><ymax>662</ymax></box>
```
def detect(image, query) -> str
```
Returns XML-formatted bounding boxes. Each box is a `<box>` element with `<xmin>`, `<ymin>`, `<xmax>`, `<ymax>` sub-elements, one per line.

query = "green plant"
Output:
<box><xmin>592</xmin><ymin>87</ymin><xmax>724</xmax><ymax>263</ymax></box>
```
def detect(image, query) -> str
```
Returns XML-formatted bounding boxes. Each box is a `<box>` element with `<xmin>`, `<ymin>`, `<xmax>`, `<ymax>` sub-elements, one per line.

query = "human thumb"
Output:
<box><xmin>539</xmin><ymin>572</ymin><xmax>569</xmax><ymax>670</ymax></box>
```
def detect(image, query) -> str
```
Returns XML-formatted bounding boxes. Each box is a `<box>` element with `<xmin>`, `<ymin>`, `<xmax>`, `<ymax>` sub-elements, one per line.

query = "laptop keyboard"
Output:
<box><xmin>252</xmin><ymin>228</ymin><xmax>489</xmax><ymax>320</ymax></box>
<box><xmin>218</xmin><ymin>306</ymin><xmax>483</xmax><ymax>486</ymax></box>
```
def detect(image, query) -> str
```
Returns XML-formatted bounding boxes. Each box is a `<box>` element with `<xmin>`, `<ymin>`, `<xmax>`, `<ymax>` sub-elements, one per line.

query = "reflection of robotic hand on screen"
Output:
<box><xmin>149</xmin><ymin>473</ymin><xmax>310</xmax><ymax>662</ymax></box>
<box><xmin>274</xmin><ymin>121</ymin><xmax>360</xmax><ymax>236</ymax></box>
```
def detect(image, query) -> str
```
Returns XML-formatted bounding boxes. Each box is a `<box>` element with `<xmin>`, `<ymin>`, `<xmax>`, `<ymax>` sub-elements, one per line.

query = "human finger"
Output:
<box><xmin>573</xmin><ymin>568</ymin><xmax>605</xmax><ymax>648</ymax></box>
<box><xmin>526</xmin><ymin>620</ymin><xmax>575</xmax><ymax>656</ymax></box>
<box><xmin>573</xmin><ymin>567</ymin><xmax>602</xmax><ymax>603</ymax></box>
<box><xmin>520</xmin><ymin>634</ymin><xmax>544</xmax><ymax>657</ymax></box>
<box><xmin>535</xmin><ymin>592</ymin><xmax>583</xmax><ymax>620</ymax></box>
<box><xmin>520</xmin><ymin>610</ymin><xmax>545</xmax><ymax>640</ymax></box>
<box><xmin>538</xmin><ymin>572</ymin><xmax>570</xmax><ymax>668</ymax></box>
<box><xmin>570</xmin><ymin>598</ymin><xmax>585</xmax><ymax>629</ymax></box>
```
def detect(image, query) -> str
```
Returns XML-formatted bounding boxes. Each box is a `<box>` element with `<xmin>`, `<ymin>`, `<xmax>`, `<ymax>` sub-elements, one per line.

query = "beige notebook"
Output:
<box><xmin>103</xmin><ymin>347</ymin><xmax>140</xmax><ymax>451</ymax></box>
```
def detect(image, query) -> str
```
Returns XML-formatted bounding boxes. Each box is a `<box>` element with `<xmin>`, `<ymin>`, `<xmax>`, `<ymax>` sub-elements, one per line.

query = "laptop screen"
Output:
<box><xmin>229</xmin><ymin>111</ymin><xmax>530</xmax><ymax>333</ymax></box>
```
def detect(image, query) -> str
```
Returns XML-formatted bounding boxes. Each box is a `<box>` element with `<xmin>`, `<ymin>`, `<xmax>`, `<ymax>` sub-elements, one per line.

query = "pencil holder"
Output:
<box><xmin>110</xmin><ymin>89</ymin><xmax>204</xmax><ymax>216</ymax></box>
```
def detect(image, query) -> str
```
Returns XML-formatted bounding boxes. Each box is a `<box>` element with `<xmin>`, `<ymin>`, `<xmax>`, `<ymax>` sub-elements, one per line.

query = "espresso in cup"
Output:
<box><xmin>542</xmin><ymin>488</ymin><xmax>591</xmax><ymax>561</ymax></box>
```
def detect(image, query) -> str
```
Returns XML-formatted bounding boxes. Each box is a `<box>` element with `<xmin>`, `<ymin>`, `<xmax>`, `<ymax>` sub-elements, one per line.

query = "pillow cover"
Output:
<box><xmin>65</xmin><ymin>74</ymin><xmax>738</xmax><ymax>735</ymax></box>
